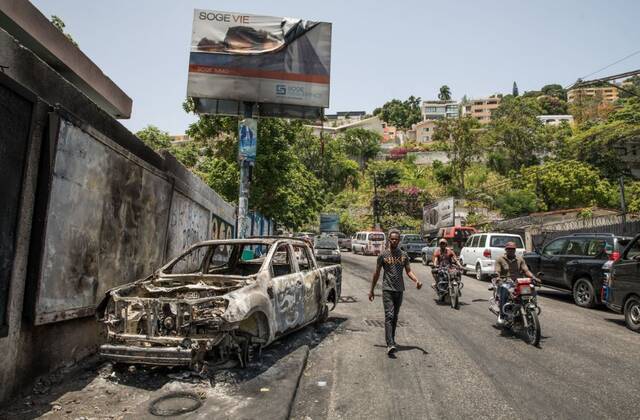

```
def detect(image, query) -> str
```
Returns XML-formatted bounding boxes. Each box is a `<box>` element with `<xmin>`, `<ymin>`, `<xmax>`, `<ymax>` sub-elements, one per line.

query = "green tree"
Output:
<box><xmin>438</xmin><ymin>85</ymin><xmax>452</xmax><ymax>101</ymax></box>
<box><xmin>517</xmin><ymin>160</ymin><xmax>617</xmax><ymax>211</ymax></box>
<box><xmin>373</xmin><ymin>96</ymin><xmax>422</xmax><ymax>130</ymax></box>
<box><xmin>50</xmin><ymin>15</ymin><xmax>78</xmax><ymax>46</ymax></box>
<box><xmin>495</xmin><ymin>189</ymin><xmax>539</xmax><ymax>217</ymax></box>
<box><xmin>537</xmin><ymin>95</ymin><xmax>568</xmax><ymax>115</ymax></box>
<box><xmin>485</xmin><ymin>96</ymin><xmax>544</xmax><ymax>173</ymax></box>
<box><xmin>620</xmin><ymin>76</ymin><xmax>640</xmax><ymax>99</ymax></box>
<box><xmin>512</xmin><ymin>82</ymin><xmax>519</xmax><ymax>97</ymax></box>
<box><xmin>433</xmin><ymin>115</ymin><xmax>482</xmax><ymax>193</ymax></box>
<box><xmin>541</xmin><ymin>84</ymin><xmax>567</xmax><ymax>101</ymax></box>
<box><xmin>339</xmin><ymin>128</ymin><xmax>382</xmax><ymax>170</ymax></box>
<box><xmin>136</xmin><ymin>125</ymin><xmax>172</xmax><ymax>151</ymax></box>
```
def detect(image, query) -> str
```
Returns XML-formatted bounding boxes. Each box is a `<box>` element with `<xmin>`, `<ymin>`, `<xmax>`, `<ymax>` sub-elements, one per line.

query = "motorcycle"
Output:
<box><xmin>432</xmin><ymin>265</ymin><xmax>463</xmax><ymax>310</ymax></box>
<box><xmin>489</xmin><ymin>274</ymin><xmax>542</xmax><ymax>346</ymax></box>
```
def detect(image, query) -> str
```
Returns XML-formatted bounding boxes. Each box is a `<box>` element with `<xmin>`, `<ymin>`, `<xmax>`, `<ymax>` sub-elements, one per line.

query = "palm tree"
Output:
<box><xmin>438</xmin><ymin>85</ymin><xmax>452</xmax><ymax>101</ymax></box>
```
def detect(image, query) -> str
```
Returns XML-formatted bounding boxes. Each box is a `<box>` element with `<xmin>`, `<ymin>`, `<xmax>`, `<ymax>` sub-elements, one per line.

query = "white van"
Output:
<box><xmin>459</xmin><ymin>233</ymin><xmax>525</xmax><ymax>280</ymax></box>
<box><xmin>351</xmin><ymin>231</ymin><xmax>386</xmax><ymax>256</ymax></box>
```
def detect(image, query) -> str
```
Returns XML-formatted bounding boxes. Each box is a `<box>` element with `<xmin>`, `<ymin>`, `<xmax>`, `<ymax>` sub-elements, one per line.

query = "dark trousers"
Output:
<box><xmin>383</xmin><ymin>290</ymin><xmax>403</xmax><ymax>346</ymax></box>
<box><xmin>498</xmin><ymin>282</ymin><xmax>513</xmax><ymax>317</ymax></box>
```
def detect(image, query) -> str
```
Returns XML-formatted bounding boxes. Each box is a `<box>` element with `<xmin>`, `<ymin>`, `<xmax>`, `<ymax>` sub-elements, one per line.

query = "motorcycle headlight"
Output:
<box><xmin>192</xmin><ymin>299</ymin><xmax>228</xmax><ymax>321</ymax></box>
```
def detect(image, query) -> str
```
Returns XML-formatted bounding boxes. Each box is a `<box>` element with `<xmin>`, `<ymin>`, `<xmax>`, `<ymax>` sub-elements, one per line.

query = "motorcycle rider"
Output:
<box><xmin>494</xmin><ymin>241</ymin><xmax>538</xmax><ymax>325</ymax></box>
<box><xmin>431</xmin><ymin>238</ymin><xmax>462</xmax><ymax>289</ymax></box>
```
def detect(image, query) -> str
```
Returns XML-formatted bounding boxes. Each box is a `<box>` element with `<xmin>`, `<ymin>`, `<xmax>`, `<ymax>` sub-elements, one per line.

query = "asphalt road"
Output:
<box><xmin>292</xmin><ymin>252</ymin><xmax>640</xmax><ymax>420</ymax></box>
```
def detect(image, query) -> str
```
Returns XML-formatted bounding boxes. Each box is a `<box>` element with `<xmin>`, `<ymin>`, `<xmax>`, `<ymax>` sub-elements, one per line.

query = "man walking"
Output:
<box><xmin>369</xmin><ymin>230</ymin><xmax>422</xmax><ymax>355</ymax></box>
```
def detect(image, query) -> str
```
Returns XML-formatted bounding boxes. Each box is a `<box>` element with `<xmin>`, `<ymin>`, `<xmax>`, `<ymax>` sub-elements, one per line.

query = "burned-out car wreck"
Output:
<box><xmin>97</xmin><ymin>238</ymin><xmax>341</xmax><ymax>368</ymax></box>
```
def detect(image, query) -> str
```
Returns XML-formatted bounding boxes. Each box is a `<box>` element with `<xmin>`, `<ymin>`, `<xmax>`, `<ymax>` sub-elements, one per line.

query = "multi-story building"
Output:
<box><xmin>325</xmin><ymin>111</ymin><xmax>367</xmax><ymax>126</ymax></box>
<box><xmin>421</xmin><ymin>100</ymin><xmax>459</xmax><ymax>120</ymax></box>
<box><xmin>461</xmin><ymin>95</ymin><xmax>501</xmax><ymax>124</ymax></box>
<box><xmin>412</xmin><ymin>120</ymin><xmax>438</xmax><ymax>143</ymax></box>
<box><xmin>567</xmin><ymin>86</ymin><xmax>619</xmax><ymax>104</ymax></box>
<box><xmin>305</xmin><ymin>116</ymin><xmax>384</xmax><ymax>139</ymax></box>
<box><xmin>170</xmin><ymin>134</ymin><xmax>191</xmax><ymax>144</ymax></box>
<box><xmin>537</xmin><ymin>115</ymin><xmax>574</xmax><ymax>126</ymax></box>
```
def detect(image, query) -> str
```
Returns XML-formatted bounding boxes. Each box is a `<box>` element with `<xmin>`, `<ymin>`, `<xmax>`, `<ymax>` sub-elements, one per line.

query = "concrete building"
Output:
<box><xmin>412</xmin><ymin>119</ymin><xmax>438</xmax><ymax>143</ymax></box>
<box><xmin>461</xmin><ymin>96</ymin><xmax>501</xmax><ymax>124</ymax></box>
<box><xmin>537</xmin><ymin>115</ymin><xmax>574</xmax><ymax>125</ymax></box>
<box><xmin>306</xmin><ymin>115</ymin><xmax>384</xmax><ymax>138</ymax></box>
<box><xmin>422</xmin><ymin>100</ymin><xmax>459</xmax><ymax>120</ymax></box>
<box><xmin>325</xmin><ymin>111</ymin><xmax>367</xmax><ymax>126</ymax></box>
<box><xmin>567</xmin><ymin>86</ymin><xmax>619</xmax><ymax>104</ymax></box>
<box><xmin>170</xmin><ymin>134</ymin><xmax>191</xmax><ymax>144</ymax></box>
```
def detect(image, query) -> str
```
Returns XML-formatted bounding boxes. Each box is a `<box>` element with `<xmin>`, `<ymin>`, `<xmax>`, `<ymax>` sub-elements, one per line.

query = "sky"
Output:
<box><xmin>32</xmin><ymin>0</ymin><xmax>640</xmax><ymax>135</ymax></box>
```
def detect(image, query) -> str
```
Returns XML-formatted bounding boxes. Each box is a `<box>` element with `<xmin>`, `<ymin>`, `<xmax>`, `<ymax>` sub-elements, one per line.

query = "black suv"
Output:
<box><xmin>604</xmin><ymin>234</ymin><xmax>640</xmax><ymax>332</ymax></box>
<box><xmin>524</xmin><ymin>233</ymin><xmax>633</xmax><ymax>308</ymax></box>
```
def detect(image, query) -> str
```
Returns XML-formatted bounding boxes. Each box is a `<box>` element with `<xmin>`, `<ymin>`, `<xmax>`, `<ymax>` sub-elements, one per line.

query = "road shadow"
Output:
<box><xmin>1</xmin><ymin>317</ymin><xmax>347</xmax><ymax>419</ymax></box>
<box><xmin>491</xmin><ymin>324</ymin><xmax>550</xmax><ymax>348</ymax></box>
<box><xmin>604</xmin><ymin>318</ymin><xmax>627</xmax><ymax>328</ymax></box>
<box><xmin>373</xmin><ymin>344</ymin><xmax>429</xmax><ymax>355</ymax></box>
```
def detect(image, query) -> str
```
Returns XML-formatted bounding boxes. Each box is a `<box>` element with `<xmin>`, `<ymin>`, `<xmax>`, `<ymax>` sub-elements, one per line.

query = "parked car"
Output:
<box><xmin>421</xmin><ymin>238</ymin><xmax>439</xmax><ymax>266</ymax></box>
<box><xmin>459</xmin><ymin>233</ymin><xmax>525</xmax><ymax>281</ymax></box>
<box><xmin>97</xmin><ymin>237</ymin><xmax>341</xmax><ymax>368</ymax></box>
<box><xmin>351</xmin><ymin>231</ymin><xmax>386</xmax><ymax>256</ymax></box>
<box><xmin>399</xmin><ymin>234</ymin><xmax>429</xmax><ymax>260</ymax></box>
<box><xmin>603</xmin><ymin>234</ymin><xmax>640</xmax><ymax>332</ymax></box>
<box><xmin>328</xmin><ymin>232</ymin><xmax>351</xmax><ymax>251</ymax></box>
<box><xmin>314</xmin><ymin>235</ymin><xmax>342</xmax><ymax>264</ymax></box>
<box><xmin>524</xmin><ymin>233</ymin><xmax>632</xmax><ymax>308</ymax></box>
<box><xmin>294</xmin><ymin>232</ymin><xmax>316</xmax><ymax>246</ymax></box>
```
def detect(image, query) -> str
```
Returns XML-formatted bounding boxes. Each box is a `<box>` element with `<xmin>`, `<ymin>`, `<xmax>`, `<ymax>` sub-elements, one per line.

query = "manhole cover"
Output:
<box><xmin>339</xmin><ymin>296</ymin><xmax>357</xmax><ymax>303</ymax></box>
<box><xmin>364</xmin><ymin>319</ymin><xmax>408</xmax><ymax>328</ymax></box>
<box><xmin>149</xmin><ymin>391</ymin><xmax>203</xmax><ymax>416</ymax></box>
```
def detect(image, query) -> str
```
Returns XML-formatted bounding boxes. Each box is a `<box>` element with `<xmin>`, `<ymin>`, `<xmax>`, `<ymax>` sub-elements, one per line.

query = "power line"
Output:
<box><xmin>567</xmin><ymin>49</ymin><xmax>640</xmax><ymax>88</ymax></box>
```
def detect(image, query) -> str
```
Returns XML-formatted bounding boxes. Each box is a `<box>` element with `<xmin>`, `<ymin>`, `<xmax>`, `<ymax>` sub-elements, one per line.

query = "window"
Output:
<box><xmin>293</xmin><ymin>245</ymin><xmax>314</xmax><ymax>271</ymax></box>
<box><xmin>271</xmin><ymin>244</ymin><xmax>294</xmax><ymax>277</ymax></box>
<box><xmin>623</xmin><ymin>238</ymin><xmax>640</xmax><ymax>260</ymax></box>
<box><xmin>542</xmin><ymin>239</ymin><xmax>567</xmax><ymax>256</ymax></box>
<box><xmin>478</xmin><ymin>234</ymin><xmax>487</xmax><ymax>247</ymax></box>
<box><xmin>465</xmin><ymin>236</ymin><xmax>474</xmax><ymax>247</ymax></box>
<box><xmin>565</xmin><ymin>238</ymin><xmax>588</xmax><ymax>256</ymax></box>
<box><xmin>168</xmin><ymin>245</ymin><xmax>210</xmax><ymax>274</ymax></box>
<box><xmin>207</xmin><ymin>244</ymin><xmax>233</xmax><ymax>272</ymax></box>
<box><xmin>470</xmin><ymin>236</ymin><xmax>479</xmax><ymax>247</ymax></box>
<box><xmin>490</xmin><ymin>235</ymin><xmax>523</xmax><ymax>248</ymax></box>
<box><xmin>585</xmin><ymin>239</ymin><xmax>607</xmax><ymax>257</ymax></box>
<box><xmin>423</xmin><ymin>127</ymin><xmax>430</xmax><ymax>132</ymax></box>
<box><xmin>425</xmin><ymin>107</ymin><xmax>437</xmax><ymax>113</ymax></box>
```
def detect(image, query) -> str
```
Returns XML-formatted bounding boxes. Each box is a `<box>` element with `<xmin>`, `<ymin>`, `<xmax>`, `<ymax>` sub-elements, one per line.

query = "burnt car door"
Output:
<box><xmin>293</xmin><ymin>244</ymin><xmax>322</xmax><ymax>324</ymax></box>
<box><xmin>269</xmin><ymin>243</ymin><xmax>305</xmax><ymax>334</ymax></box>
<box><xmin>539</xmin><ymin>238</ymin><xmax>568</xmax><ymax>287</ymax></box>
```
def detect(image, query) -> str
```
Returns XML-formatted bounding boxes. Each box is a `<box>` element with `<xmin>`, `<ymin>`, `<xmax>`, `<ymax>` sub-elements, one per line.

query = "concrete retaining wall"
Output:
<box><xmin>0</xmin><ymin>27</ymin><xmax>254</xmax><ymax>403</ymax></box>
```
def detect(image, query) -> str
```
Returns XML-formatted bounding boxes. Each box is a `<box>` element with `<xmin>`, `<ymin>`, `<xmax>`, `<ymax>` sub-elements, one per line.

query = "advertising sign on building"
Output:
<box><xmin>238</xmin><ymin>118</ymin><xmax>257</xmax><ymax>163</ymax></box>
<box><xmin>187</xmin><ymin>10</ymin><xmax>332</xmax><ymax>119</ymax></box>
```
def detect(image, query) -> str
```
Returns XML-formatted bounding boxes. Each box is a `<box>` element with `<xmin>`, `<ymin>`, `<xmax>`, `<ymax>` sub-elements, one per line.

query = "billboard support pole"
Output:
<box><xmin>238</xmin><ymin>102</ymin><xmax>256</xmax><ymax>239</ymax></box>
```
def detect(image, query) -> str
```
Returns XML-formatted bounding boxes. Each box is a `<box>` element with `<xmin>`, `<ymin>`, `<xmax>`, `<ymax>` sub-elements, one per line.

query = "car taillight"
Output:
<box><xmin>609</xmin><ymin>251</ymin><xmax>621</xmax><ymax>261</ymax></box>
<box><xmin>483</xmin><ymin>249</ymin><xmax>491</xmax><ymax>258</ymax></box>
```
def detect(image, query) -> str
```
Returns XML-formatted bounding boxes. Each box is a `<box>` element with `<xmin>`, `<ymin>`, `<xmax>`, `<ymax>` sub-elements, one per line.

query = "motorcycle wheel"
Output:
<box><xmin>450</xmin><ymin>285</ymin><xmax>459</xmax><ymax>310</ymax></box>
<box><xmin>524</xmin><ymin>310</ymin><xmax>541</xmax><ymax>346</ymax></box>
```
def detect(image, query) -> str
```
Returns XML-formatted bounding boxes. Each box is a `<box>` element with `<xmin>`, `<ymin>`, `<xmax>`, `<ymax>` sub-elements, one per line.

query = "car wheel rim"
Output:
<box><xmin>630</xmin><ymin>303</ymin><xmax>640</xmax><ymax>324</ymax></box>
<box><xmin>476</xmin><ymin>265</ymin><xmax>481</xmax><ymax>280</ymax></box>
<box><xmin>576</xmin><ymin>282</ymin><xmax>591</xmax><ymax>304</ymax></box>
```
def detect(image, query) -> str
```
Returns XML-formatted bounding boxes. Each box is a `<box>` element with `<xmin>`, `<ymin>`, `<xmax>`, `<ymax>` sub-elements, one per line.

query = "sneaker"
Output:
<box><xmin>387</xmin><ymin>345</ymin><xmax>396</xmax><ymax>355</ymax></box>
<box><xmin>497</xmin><ymin>315</ymin><xmax>505</xmax><ymax>326</ymax></box>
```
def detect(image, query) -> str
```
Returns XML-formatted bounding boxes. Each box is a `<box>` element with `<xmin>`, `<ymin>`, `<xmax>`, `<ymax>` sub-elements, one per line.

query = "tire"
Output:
<box><xmin>315</xmin><ymin>304</ymin><xmax>329</xmax><ymax>325</ymax></box>
<box><xmin>451</xmin><ymin>285</ymin><xmax>459</xmax><ymax>310</ymax></box>
<box><xmin>624</xmin><ymin>296</ymin><xmax>640</xmax><ymax>333</ymax></box>
<box><xmin>573</xmin><ymin>278</ymin><xmax>596</xmax><ymax>308</ymax></box>
<box><xmin>476</xmin><ymin>263</ymin><xmax>484</xmax><ymax>281</ymax></box>
<box><xmin>460</xmin><ymin>260</ymin><xmax>467</xmax><ymax>276</ymax></box>
<box><xmin>523</xmin><ymin>310</ymin><xmax>541</xmax><ymax>346</ymax></box>
<box><xmin>422</xmin><ymin>254</ymin><xmax>428</xmax><ymax>266</ymax></box>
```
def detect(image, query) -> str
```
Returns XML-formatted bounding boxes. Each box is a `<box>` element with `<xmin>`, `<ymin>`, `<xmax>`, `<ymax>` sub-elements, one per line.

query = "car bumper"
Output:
<box><xmin>316</xmin><ymin>254</ymin><xmax>341</xmax><ymax>263</ymax></box>
<box><xmin>100</xmin><ymin>344</ymin><xmax>195</xmax><ymax>366</ymax></box>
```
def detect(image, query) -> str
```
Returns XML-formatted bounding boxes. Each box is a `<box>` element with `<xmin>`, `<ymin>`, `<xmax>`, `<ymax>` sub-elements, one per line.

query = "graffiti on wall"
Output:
<box><xmin>212</xmin><ymin>214</ymin><xmax>234</xmax><ymax>240</ymax></box>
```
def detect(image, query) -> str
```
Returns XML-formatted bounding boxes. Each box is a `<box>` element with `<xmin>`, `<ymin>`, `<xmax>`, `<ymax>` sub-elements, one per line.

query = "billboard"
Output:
<box><xmin>187</xmin><ymin>10</ymin><xmax>332</xmax><ymax>119</ymax></box>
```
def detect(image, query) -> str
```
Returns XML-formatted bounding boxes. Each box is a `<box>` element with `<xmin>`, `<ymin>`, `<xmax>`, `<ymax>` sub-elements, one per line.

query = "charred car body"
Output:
<box><xmin>97</xmin><ymin>238</ymin><xmax>341</xmax><ymax>368</ymax></box>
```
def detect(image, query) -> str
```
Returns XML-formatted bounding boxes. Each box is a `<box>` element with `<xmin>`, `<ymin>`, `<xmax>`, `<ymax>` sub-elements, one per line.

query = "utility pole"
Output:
<box><xmin>373</xmin><ymin>171</ymin><xmax>380</xmax><ymax>229</ymax></box>
<box><xmin>620</xmin><ymin>176</ymin><xmax>627</xmax><ymax>226</ymax></box>
<box><xmin>237</xmin><ymin>102</ymin><xmax>257</xmax><ymax>239</ymax></box>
